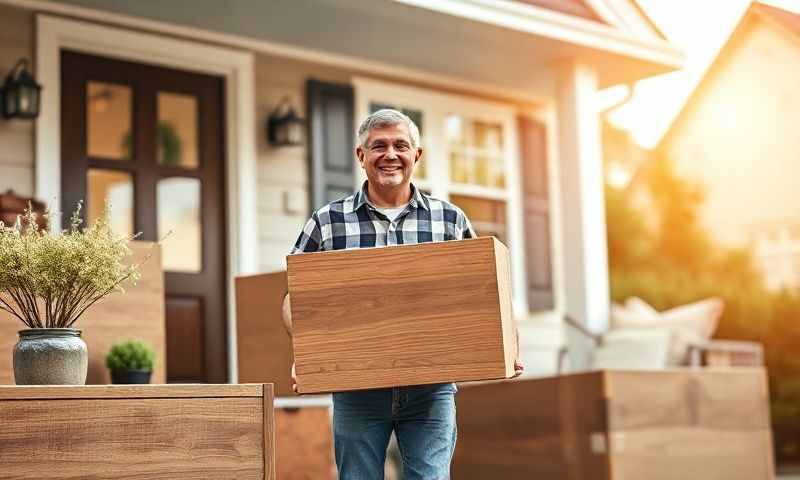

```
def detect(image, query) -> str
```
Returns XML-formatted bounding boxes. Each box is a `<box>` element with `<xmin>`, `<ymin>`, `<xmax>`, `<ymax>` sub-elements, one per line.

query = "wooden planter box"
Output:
<box><xmin>236</xmin><ymin>270</ymin><xmax>295</xmax><ymax>397</ymax></box>
<box><xmin>453</xmin><ymin>369</ymin><xmax>775</xmax><ymax>480</ymax></box>
<box><xmin>0</xmin><ymin>383</ymin><xmax>275</xmax><ymax>479</ymax></box>
<box><xmin>287</xmin><ymin>237</ymin><xmax>517</xmax><ymax>394</ymax></box>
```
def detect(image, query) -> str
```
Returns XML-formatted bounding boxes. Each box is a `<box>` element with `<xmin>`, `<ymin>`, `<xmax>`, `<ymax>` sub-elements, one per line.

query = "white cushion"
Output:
<box><xmin>591</xmin><ymin>328</ymin><xmax>672</xmax><ymax>370</ymax></box>
<box><xmin>625</xmin><ymin>296</ymin><xmax>660</xmax><ymax>321</ymax></box>
<box><xmin>608</xmin><ymin>297</ymin><xmax>724</xmax><ymax>366</ymax></box>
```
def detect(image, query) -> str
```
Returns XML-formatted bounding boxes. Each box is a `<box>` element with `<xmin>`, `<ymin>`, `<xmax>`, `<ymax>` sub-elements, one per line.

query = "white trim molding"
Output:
<box><xmin>35</xmin><ymin>14</ymin><xmax>257</xmax><ymax>382</ymax></box>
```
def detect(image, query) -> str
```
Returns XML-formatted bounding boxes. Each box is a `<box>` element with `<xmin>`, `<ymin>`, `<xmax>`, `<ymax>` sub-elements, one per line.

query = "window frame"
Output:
<box><xmin>353</xmin><ymin>77</ymin><xmax>529</xmax><ymax>316</ymax></box>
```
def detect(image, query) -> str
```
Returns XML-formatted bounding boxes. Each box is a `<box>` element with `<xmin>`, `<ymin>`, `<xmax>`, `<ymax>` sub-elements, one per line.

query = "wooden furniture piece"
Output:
<box><xmin>688</xmin><ymin>340</ymin><xmax>765</xmax><ymax>367</ymax></box>
<box><xmin>275</xmin><ymin>406</ymin><xmax>336</xmax><ymax>480</ymax></box>
<box><xmin>0</xmin><ymin>189</ymin><xmax>46</xmax><ymax>228</ymax></box>
<box><xmin>453</xmin><ymin>369</ymin><xmax>775</xmax><ymax>480</ymax></box>
<box><xmin>287</xmin><ymin>236</ymin><xmax>517</xmax><ymax>394</ymax></box>
<box><xmin>236</xmin><ymin>270</ymin><xmax>294</xmax><ymax>397</ymax></box>
<box><xmin>0</xmin><ymin>383</ymin><xmax>275</xmax><ymax>479</ymax></box>
<box><xmin>0</xmin><ymin>241</ymin><xmax>165</xmax><ymax>384</ymax></box>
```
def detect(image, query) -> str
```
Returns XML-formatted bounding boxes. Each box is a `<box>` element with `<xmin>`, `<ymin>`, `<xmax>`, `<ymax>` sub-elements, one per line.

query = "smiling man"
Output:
<box><xmin>284</xmin><ymin>109</ymin><xmax>522</xmax><ymax>479</ymax></box>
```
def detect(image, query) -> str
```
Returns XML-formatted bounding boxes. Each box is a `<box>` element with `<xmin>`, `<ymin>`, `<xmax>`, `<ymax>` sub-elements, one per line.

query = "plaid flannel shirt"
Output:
<box><xmin>291</xmin><ymin>181</ymin><xmax>476</xmax><ymax>253</ymax></box>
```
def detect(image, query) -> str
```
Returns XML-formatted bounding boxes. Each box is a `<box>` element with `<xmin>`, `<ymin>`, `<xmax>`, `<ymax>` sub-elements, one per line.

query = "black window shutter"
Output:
<box><xmin>306</xmin><ymin>79</ymin><xmax>356</xmax><ymax>211</ymax></box>
<box><xmin>519</xmin><ymin>115</ymin><xmax>555</xmax><ymax>311</ymax></box>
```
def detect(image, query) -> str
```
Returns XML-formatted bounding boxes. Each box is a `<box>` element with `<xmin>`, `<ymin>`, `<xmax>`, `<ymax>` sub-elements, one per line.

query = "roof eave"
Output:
<box><xmin>394</xmin><ymin>0</ymin><xmax>686</xmax><ymax>76</ymax></box>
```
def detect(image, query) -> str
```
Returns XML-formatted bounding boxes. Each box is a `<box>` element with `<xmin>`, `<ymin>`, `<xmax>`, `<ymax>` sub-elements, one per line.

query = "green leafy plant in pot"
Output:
<box><xmin>0</xmin><ymin>202</ymin><xmax>144</xmax><ymax>385</ymax></box>
<box><xmin>106</xmin><ymin>340</ymin><xmax>155</xmax><ymax>384</ymax></box>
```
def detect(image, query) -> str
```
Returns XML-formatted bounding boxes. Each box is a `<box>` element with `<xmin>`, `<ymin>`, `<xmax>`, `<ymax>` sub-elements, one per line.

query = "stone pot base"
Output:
<box><xmin>13</xmin><ymin>328</ymin><xmax>88</xmax><ymax>385</ymax></box>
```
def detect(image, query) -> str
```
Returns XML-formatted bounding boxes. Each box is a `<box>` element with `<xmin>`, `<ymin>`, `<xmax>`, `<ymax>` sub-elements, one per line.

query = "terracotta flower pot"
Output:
<box><xmin>13</xmin><ymin>328</ymin><xmax>88</xmax><ymax>385</ymax></box>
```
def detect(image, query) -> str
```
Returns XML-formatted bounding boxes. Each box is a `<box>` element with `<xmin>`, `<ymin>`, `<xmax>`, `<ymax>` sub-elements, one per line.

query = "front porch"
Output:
<box><xmin>0</xmin><ymin>0</ymin><xmax>782</xmax><ymax>478</ymax></box>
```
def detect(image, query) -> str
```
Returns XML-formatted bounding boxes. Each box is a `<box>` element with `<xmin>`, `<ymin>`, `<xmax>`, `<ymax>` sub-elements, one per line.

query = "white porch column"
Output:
<box><xmin>555</xmin><ymin>61</ymin><xmax>610</xmax><ymax>370</ymax></box>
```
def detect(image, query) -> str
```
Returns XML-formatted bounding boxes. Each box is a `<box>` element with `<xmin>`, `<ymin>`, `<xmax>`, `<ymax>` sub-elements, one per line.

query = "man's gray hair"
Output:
<box><xmin>357</xmin><ymin>109</ymin><xmax>421</xmax><ymax>149</ymax></box>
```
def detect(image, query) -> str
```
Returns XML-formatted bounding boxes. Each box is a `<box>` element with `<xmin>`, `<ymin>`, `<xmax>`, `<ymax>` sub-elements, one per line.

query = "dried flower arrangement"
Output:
<box><xmin>0</xmin><ymin>202</ymin><xmax>144</xmax><ymax>329</ymax></box>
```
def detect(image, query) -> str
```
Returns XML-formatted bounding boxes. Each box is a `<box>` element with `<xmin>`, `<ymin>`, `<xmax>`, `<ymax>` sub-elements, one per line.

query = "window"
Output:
<box><xmin>355</xmin><ymin>78</ymin><xmax>526</xmax><ymax>312</ymax></box>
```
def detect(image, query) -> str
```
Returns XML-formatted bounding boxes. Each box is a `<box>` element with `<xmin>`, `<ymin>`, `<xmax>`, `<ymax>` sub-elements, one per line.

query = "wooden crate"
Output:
<box><xmin>0</xmin><ymin>383</ymin><xmax>275</xmax><ymax>479</ymax></box>
<box><xmin>0</xmin><ymin>241</ymin><xmax>165</xmax><ymax>384</ymax></box>
<box><xmin>287</xmin><ymin>236</ymin><xmax>517</xmax><ymax>394</ymax></box>
<box><xmin>453</xmin><ymin>369</ymin><xmax>775</xmax><ymax>480</ymax></box>
<box><xmin>275</xmin><ymin>406</ymin><xmax>336</xmax><ymax>479</ymax></box>
<box><xmin>235</xmin><ymin>270</ymin><xmax>295</xmax><ymax>397</ymax></box>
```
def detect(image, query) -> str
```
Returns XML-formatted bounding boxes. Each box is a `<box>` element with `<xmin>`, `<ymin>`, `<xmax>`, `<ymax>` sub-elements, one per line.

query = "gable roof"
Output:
<box><xmin>511</xmin><ymin>0</ymin><xmax>608</xmax><ymax>24</ymax></box>
<box><xmin>511</xmin><ymin>0</ymin><xmax>668</xmax><ymax>40</ymax></box>
<box><xmin>658</xmin><ymin>1</ymin><xmax>798</xmax><ymax>149</ymax></box>
<box><xmin>753</xmin><ymin>2</ymin><xmax>800</xmax><ymax>34</ymax></box>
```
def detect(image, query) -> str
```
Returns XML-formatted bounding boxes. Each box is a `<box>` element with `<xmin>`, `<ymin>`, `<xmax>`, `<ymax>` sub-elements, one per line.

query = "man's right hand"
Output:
<box><xmin>291</xmin><ymin>362</ymin><xmax>298</xmax><ymax>393</ymax></box>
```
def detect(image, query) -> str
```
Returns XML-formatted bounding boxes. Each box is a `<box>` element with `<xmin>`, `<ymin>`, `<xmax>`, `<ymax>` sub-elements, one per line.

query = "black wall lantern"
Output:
<box><xmin>1</xmin><ymin>59</ymin><xmax>42</xmax><ymax>120</ymax></box>
<box><xmin>267</xmin><ymin>96</ymin><xmax>305</xmax><ymax>146</ymax></box>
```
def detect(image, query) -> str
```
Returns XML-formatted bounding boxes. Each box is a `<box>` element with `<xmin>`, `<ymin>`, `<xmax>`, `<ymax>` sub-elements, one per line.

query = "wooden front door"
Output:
<box><xmin>60</xmin><ymin>50</ymin><xmax>228</xmax><ymax>383</ymax></box>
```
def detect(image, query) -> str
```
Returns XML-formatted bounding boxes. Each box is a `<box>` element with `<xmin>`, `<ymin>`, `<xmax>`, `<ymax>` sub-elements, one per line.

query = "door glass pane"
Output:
<box><xmin>87</xmin><ymin>82</ymin><xmax>132</xmax><ymax>161</ymax></box>
<box><xmin>87</xmin><ymin>169</ymin><xmax>134</xmax><ymax>237</ymax></box>
<box><xmin>368</xmin><ymin>102</ymin><xmax>426</xmax><ymax>179</ymax></box>
<box><xmin>158</xmin><ymin>92</ymin><xmax>199</xmax><ymax>169</ymax></box>
<box><xmin>157</xmin><ymin>177</ymin><xmax>202</xmax><ymax>272</ymax></box>
<box><xmin>449</xmin><ymin>194</ymin><xmax>507</xmax><ymax>244</ymax></box>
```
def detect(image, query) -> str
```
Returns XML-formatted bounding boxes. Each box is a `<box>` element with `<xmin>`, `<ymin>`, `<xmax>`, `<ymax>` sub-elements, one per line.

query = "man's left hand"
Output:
<box><xmin>513</xmin><ymin>358</ymin><xmax>524</xmax><ymax>378</ymax></box>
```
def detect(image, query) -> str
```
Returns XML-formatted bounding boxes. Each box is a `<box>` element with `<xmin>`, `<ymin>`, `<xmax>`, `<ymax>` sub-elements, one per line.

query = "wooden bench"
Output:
<box><xmin>0</xmin><ymin>383</ymin><xmax>275</xmax><ymax>479</ymax></box>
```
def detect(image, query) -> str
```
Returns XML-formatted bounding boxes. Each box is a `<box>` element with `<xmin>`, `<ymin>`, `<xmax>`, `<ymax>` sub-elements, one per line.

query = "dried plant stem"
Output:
<box><xmin>66</xmin><ymin>269</ymin><xmax>137</xmax><ymax>328</ymax></box>
<box><xmin>0</xmin><ymin>296</ymin><xmax>27</xmax><ymax>324</ymax></box>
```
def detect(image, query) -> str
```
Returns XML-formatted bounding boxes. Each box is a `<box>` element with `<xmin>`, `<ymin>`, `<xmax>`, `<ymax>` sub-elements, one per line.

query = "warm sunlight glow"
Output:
<box><xmin>603</xmin><ymin>0</ymin><xmax>785</xmax><ymax>148</ymax></box>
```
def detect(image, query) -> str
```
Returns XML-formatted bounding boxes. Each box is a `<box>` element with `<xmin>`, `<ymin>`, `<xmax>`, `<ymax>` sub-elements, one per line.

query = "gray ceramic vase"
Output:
<box><xmin>13</xmin><ymin>328</ymin><xmax>88</xmax><ymax>385</ymax></box>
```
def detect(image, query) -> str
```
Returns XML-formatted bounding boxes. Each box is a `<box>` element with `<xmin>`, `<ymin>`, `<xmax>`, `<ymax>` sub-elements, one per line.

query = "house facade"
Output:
<box><xmin>658</xmin><ymin>2</ymin><xmax>800</xmax><ymax>252</ymax></box>
<box><xmin>0</xmin><ymin>0</ymin><xmax>683</xmax><ymax>382</ymax></box>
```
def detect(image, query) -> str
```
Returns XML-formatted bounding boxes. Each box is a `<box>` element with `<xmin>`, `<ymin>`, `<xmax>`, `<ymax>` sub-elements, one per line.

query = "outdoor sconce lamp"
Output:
<box><xmin>267</xmin><ymin>96</ymin><xmax>305</xmax><ymax>147</ymax></box>
<box><xmin>1</xmin><ymin>59</ymin><xmax>42</xmax><ymax>120</ymax></box>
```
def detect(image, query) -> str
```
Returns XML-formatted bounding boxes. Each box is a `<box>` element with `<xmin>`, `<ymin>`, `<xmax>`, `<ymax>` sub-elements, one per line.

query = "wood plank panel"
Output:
<box><xmin>453</xmin><ymin>373</ymin><xmax>609</xmax><ymax>480</ymax></box>
<box><xmin>275</xmin><ymin>407</ymin><xmax>335</xmax><ymax>479</ymax></box>
<box><xmin>606</xmin><ymin>369</ymin><xmax>774</xmax><ymax>480</ymax></box>
<box><xmin>165</xmin><ymin>296</ymin><xmax>205</xmax><ymax>381</ymax></box>
<box><xmin>0</xmin><ymin>383</ymin><xmax>263</xmax><ymax>400</ymax></box>
<box><xmin>0</xmin><ymin>241</ymin><xmax>166</xmax><ymax>385</ymax></box>
<box><xmin>0</xmin><ymin>383</ymin><xmax>275</xmax><ymax>479</ymax></box>
<box><xmin>287</xmin><ymin>237</ymin><xmax>516</xmax><ymax>393</ymax></box>
<box><xmin>236</xmin><ymin>270</ymin><xmax>295</xmax><ymax>397</ymax></box>
<box><xmin>453</xmin><ymin>369</ymin><xmax>774</xmax><ymax>480</ymax></box>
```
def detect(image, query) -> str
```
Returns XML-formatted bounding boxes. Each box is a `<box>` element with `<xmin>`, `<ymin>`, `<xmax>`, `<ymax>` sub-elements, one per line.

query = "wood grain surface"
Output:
<box><xmin>453</xmin><ymin>369</ymin><xmax>774</xmax><ymax>480</ymax></box>
<box><xmin>0</xmin><ymin>241</ymin><xmax>166</xmax><ymax>384</ymax></box>
<box><xmin>287</xmin><ymin>237</ymin><xmax>516</xmax><ymax>394</ymax></box>
<box><xmin>236</xmin><ymin>270</ymin><xmax>295</xmax><ymax>397</ymax></box>
<box><xmin>0</xmin><ymin>383</ymin><xmax>275</xmax><ymax>479</ymax></box>
<box><xmin>275</xmin><ymin>407</ymin><xmax>336</xmax><ymax>480</ymax></box>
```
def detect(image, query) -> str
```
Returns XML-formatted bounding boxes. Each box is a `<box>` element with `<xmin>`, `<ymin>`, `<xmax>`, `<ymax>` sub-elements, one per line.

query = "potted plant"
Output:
<box><xmin>0</xmin><ymin>202</ymin><xmax>143</xmax><ymax>385</ymax></box>
<box><xmin>106</xmin><ymin>340</ymin><xmax>155</xmax><ymax>384</ymax></box>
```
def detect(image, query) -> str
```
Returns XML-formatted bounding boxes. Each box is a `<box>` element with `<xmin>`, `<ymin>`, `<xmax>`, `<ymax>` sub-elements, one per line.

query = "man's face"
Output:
<box><xmin>356</xmin><ymin>123</ymin><xmax>422</xmax><ymax>189</ymax></box>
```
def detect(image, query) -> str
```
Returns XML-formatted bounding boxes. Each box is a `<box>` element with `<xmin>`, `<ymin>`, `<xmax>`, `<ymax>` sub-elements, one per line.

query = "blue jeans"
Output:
<box><xmin>333</xmin><ymin>383</ymin><xmax>457</xmax><ymax>480</ymax></box>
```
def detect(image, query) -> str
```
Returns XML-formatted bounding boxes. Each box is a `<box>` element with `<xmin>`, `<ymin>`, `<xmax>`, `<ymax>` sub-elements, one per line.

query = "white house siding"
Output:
<box><xmin>0</xmin><ymin>4</ymin><xmax>35</xmax><ymax>197</ymax></box>
<box><xmin>254</xmin><ymin>53</ymin><xmax>351</xmax><ymax>273</ymax></box>
<box><xmin>661</xmin><ymin>16</ymin><xmax>800</xmax><ymax>248</ymax></box>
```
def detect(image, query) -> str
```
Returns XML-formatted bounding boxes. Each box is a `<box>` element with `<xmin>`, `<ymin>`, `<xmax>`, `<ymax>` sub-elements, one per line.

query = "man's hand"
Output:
<box><xmin>513</xmin><ymin>358</ymin><xmax>524</xmax><ymax>378</ymax></box>
<box><xmin>291</xmin><ymin>362</ymin><xmax>298</xmax><ymax>393</ymax></box>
